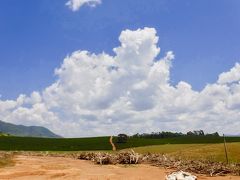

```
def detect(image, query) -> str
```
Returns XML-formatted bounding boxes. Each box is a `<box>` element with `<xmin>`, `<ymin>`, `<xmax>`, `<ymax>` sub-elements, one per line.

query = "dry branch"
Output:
<box><xmin>76</xmin><ymin>151</ymin><xmax>240</xmax><ymax>176</ymax></box>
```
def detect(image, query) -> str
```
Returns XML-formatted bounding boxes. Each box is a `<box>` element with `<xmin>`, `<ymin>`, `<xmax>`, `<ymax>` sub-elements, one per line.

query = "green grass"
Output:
<box><xmin>0</xmin><ymin>133</ymin><xmax>11</xmax><ymax>137</ymax></box>
<box><xmin>130</xmin><ymin>142</ymin><xmax>240</xmax><ymax>163</ymax></box>
<box><xmin>0</xmin><ymin>135</ymin><xmax>240</xmax><ymax>151</ymax></box>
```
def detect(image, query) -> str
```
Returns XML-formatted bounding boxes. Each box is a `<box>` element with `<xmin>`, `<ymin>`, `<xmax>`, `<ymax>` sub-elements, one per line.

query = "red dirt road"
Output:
<box><xmin>0</xmin><ymin>155</ymin><xmax>239</xmax><ymax>180</ymax></box>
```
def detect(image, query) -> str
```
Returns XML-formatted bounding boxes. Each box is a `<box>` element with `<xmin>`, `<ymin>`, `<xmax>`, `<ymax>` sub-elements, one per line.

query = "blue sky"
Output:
<box><xmin>1</xmin><ymin>0</ymin><xmax>240</xmax><ymax>137</ymax></box>
<box><xmin>1</xmin><ymin>0</ymin><xmax>240</xmax><ymax>100</ymax></box>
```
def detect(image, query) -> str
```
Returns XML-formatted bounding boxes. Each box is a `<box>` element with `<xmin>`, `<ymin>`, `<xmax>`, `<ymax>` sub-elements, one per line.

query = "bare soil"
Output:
<box><xmin>0</xmin><ymin>155</ymin><xmax>238</xmax><ymax>180</ymax></box>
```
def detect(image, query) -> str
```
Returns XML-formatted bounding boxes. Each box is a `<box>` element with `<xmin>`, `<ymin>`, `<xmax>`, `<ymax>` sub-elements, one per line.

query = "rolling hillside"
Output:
<box><xmin>0</xmin><ymin>120</ymin><xmax>61</xmax><ymax>138</ymax></box>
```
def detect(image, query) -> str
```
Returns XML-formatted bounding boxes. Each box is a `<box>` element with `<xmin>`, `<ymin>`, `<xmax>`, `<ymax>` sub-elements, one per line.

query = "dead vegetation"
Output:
<box><xmin>148</xmin><ymin>154</ymin><xmax>240</xmax><ymax>176</ymax></box>
<box><xmin>76</xmin><ymin>151</ymin><xmax>240</xmax><ymax>176</ymax></box>
<box><xmin>78</xmin><ymin>150</ymin><xmax>141</xmax><ymax>165</ymax></box>
<box><xmin>0</xmin><ymin>152</ymin><xmax>14</xmax><ymax>167</ymax></box>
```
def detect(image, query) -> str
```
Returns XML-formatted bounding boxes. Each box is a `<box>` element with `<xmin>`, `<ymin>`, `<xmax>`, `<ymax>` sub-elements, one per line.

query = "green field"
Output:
<box><xmin>0</xmin><ymin>136</ymin><xmax>240</xmax><ymax>151</ymax></box>
<box><xmin>130</xmin><ymin>143</ymin><xmax>240</xmax><ymax>163</ymax></box>
<box><xmin>0</xmin><ymin>136</ymin><xmax>112</xmax><ymax>151</ymax></box>
<box><xmin>114</xmin><ymin>136</ymin><xmax>240</xmax><ymax>149</ymax></box>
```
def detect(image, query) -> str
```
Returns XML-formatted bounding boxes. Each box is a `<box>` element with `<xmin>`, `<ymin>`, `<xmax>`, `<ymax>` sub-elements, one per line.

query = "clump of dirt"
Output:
<box><xmin>0</xmin><ymin>152</ymin><xmax>15</xmax><ymax>167</ymax></box>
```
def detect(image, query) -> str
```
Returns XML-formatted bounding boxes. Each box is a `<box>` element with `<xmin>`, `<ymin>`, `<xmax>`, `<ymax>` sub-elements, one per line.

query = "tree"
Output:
<box><xmin>117</xmin><ymin>134</ymin><xmax>128</xmax><ymax>143</ymax></box>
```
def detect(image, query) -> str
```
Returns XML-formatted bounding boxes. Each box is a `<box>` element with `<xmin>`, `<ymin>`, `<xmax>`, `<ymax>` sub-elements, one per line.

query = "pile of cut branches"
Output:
<box><xmin>77</xmin><ymin>151</ymin><xmax>240</xmax><ymax>176</ymax></box>
<box><xmin>78</xmin><ymin>150</ymin><xmax>141</xmax><ymax>165</ymax></box>
<box><xmin>149</xmin><ymin>154</ymin><xmax>240</xmax><ymax>176</ymax></box>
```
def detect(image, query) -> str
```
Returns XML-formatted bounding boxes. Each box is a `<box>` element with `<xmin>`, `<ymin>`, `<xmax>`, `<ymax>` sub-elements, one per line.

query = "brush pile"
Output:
<box><xmin>76</xmin><ymin>151</ymin><xmax>240</xmax><ymax>176</ymax></box>
<box><xmin>151</xmin><ymin>156</ymin><xmax>240</xmax><ymax>176</ymax></box>
<box><xmin>78</xmin><ymin>150</ymin><xmax>141</xmax><ymax>165</ymax></box>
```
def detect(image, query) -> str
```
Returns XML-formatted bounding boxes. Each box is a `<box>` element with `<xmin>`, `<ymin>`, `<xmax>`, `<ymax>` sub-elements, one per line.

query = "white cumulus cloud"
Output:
<box><xmin>217</xmin><ymin>63</ymin><xmax>240</xmax><ymax>84</ymax></box>
<box><xmin>66</xmin><ymin>0</ymin><xmax>102</xmax><ymax>11</ymax></box>
<box><xmin>0</xmin><ymin>27</ymin><xmax>240</xmax><ymax>137</ymax></box>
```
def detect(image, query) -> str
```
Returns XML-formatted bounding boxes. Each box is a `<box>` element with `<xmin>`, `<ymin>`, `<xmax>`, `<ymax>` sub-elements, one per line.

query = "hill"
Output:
<box><xmin>0</xmin><ymin>120</ymin><xmax>61</xmax><ymax>138</ymax></box>
<box><xmin>0</xmin><ymin>132</ymin><xmax>10</xmax><ymax>137</ymax></box>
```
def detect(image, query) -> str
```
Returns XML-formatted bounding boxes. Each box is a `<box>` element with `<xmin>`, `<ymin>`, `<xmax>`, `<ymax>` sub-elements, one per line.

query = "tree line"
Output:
<box><xmin>131</xmin><ymin>130</ymin><xmax>219</xmax><ymax>139</ymax></box>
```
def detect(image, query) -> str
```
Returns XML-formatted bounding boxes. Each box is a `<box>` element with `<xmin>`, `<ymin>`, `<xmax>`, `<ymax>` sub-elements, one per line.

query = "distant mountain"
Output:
<box><xmin>225</xmin><ymin>134</ymin><xmax>240</xmax><ymax>137</ymax></box>
<box><xmin>0</xmin><ymin>120</ymin><xmax>61</xmax><ymax>138</ymax></box>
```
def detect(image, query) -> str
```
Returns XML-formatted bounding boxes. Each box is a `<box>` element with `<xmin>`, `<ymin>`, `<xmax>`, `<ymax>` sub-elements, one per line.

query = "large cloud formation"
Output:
<box><xmin>0</xmin><ymin>28</ymin><xmax>240</xmax><ymax>137</ymax></box>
